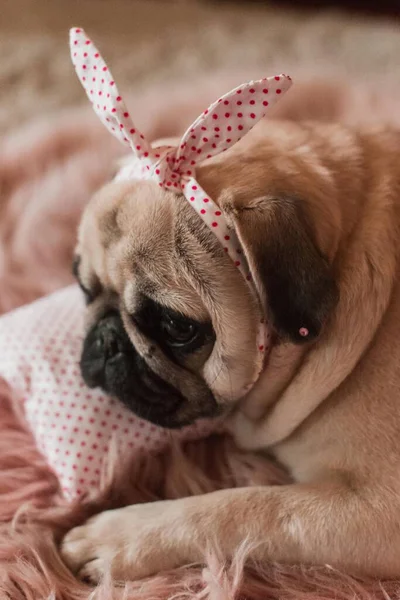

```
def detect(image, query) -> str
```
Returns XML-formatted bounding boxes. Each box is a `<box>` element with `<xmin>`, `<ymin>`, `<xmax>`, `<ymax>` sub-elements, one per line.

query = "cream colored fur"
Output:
<box><xmin>62</xmin><ymin>116</ymin><xmax>400</xmax><ymax>582</ymax></box>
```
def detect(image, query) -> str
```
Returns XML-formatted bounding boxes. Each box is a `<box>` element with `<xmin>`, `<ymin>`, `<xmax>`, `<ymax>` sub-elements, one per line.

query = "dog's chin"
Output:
<box><xmin>85</xmin><ymin>369</ymin><xmax>219</xmax><ymax>430</ymax></box>
<box><xmin>108</xmin><ymin>393</ymin><xmax>220</xmax><ymax>430</ymax></box>
<box><xmin>79</xmin><ymin>312</ymin><xmax>219</xmax><ymax>430</ymax></box>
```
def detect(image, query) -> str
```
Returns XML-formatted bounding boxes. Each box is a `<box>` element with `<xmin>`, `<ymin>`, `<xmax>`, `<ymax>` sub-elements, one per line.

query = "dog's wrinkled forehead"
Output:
<box><xmin>80</xmin><ymin>179</ymin><xmax>222</xmax><ymax>320</ymax></box>
<box><xmin>95</xmin><ymin>179</ymin><xmax>174</xmax><ymax>249</ymax></box>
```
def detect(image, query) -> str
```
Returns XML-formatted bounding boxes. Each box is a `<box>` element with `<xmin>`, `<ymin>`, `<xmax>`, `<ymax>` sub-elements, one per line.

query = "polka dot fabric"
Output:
<box><xmin>70</xmin><ymin>27</ymin><xmax>292</xmax><ymax>192</ymax></box>
<box><xmin>0</xmin><ymin>286</ymin><xmax>217</xmax><ymax>501</ymax></box>
<box><xmin>70</xmin><ymin>27</ymin><xmax>296</xmax><ymax>378</ymax></box>
<box><xmin>70</xmin><ymin>29</ymin><xmax>154</xmax><ymax>169</ymax></box>
<box><xmin>175</xmin><ymin>76</ymin><xmax>292</xmax><ymax>169</ymax></box>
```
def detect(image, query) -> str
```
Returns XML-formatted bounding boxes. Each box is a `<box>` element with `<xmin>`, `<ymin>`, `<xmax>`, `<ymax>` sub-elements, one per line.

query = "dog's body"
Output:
<box><xmin>62</xmin><ymin>116</ymin><xmax>400</xmax><ymax>581</ymax></box>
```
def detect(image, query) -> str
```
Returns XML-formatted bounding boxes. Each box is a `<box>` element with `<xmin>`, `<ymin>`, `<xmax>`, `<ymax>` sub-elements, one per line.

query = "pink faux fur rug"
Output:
<box><xmin>1</xmin><ymin>76</ymin><xmax>400</xmax><ymax>599</ymax></box>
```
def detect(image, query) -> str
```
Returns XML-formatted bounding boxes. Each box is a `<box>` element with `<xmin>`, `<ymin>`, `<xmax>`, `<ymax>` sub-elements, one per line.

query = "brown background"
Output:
<box><xmin>1</xmin><ymin>0</ymin><xmax>399</xmax><ymax>135</ymax></box>
<box><xmin>217</xmin><ymin>0</ymin><xmax>400</xmax><ymax>17</ymax></box>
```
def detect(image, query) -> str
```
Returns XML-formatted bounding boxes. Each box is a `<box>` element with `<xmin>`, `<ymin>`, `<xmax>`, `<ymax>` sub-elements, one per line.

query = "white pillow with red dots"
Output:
<box><xmin>0</xmin><ymin>285</ymin><xmax>216</xmax><ymax>501</ymax></box>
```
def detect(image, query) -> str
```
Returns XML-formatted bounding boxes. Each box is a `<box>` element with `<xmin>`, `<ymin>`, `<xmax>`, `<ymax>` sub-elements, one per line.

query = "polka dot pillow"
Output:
<box><xmin>0</xmin><ymin>286</ymin><xmax>216</xmax><ymax>501</ymax></box>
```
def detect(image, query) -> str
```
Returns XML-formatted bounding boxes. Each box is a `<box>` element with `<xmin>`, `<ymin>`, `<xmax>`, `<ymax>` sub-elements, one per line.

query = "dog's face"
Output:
<box><xmin>73</xmin><ymin>126</ymin><xmax>339</xmax><ymax>428</ymax></box>
<box><xmin>74</xmin><ymin>179</ymin><xmax>262</xmax><ymax>427</ymax></box>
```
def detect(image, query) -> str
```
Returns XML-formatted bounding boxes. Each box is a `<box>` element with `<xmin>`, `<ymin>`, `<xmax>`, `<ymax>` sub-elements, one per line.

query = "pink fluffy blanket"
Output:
<box><xmin>0</xmin><ymin>75</ymin><xmax>399</xmax><ymax>599</ymax></box>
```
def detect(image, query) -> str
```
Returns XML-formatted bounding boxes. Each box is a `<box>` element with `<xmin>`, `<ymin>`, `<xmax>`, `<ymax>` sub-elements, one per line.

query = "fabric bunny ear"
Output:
<box><xmin>70</xmin><ymin>28</ymin><xmax>155</xmax><ymax>170</ymax></box>
<box><xmin>175</xmin><ymin>75</ymin><xmax>292</xmax><ymax>170</ymax></box>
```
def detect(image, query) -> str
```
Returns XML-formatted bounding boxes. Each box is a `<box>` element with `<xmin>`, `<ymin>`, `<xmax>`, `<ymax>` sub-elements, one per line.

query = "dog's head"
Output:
<box><xmin>73</xmin><ymin>124</ymin><xmax>339</xmax><ymax>428</ymax></box>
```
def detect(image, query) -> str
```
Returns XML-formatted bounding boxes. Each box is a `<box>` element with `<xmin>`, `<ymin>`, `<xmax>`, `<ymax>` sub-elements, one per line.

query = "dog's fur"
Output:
<box><xmin>61</xmin><ymin>116</ymin><xmax>400</xmax><ymax>582</ymax></box>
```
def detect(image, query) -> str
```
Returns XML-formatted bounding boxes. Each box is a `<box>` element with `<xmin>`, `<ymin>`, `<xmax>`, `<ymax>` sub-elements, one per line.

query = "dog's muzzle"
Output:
<box><xmin>79</xmin><ymin>312</ymin><xmax>185</xmax><ymax>428</ymax></box>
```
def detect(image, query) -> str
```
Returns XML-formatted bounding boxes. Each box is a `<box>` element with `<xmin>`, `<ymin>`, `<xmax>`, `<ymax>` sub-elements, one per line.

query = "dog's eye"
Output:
<box><xmin>161</xmin><ymin>317</ymin><xmax>198</xmax><ymax>347</ymax></box>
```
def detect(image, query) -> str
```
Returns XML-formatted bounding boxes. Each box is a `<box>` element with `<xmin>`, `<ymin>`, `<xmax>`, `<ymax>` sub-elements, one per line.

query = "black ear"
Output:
<box><xmin>229</xmin><ymin>197</ymin><xmax>338</xmax><ymax>344</ymax></box>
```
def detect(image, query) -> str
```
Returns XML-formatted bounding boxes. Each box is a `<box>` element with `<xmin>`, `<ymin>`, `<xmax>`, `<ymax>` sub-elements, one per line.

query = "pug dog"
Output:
<box><xmin>61</xmin><ymin>115</ymin><xmax>400</xmax><ymax>583</ymax></box>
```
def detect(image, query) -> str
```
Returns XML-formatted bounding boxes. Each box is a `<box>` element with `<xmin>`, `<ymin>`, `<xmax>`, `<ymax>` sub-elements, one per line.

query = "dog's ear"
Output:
<box><xmin>228</xmin><ymin>197</ymin><xmax>338</xmax><ymax>344</ymax></box>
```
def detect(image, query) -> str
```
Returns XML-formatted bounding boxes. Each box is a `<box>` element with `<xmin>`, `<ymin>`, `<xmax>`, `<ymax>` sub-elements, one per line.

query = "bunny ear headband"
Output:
<box><xmin>70</xmin><ymin>28</ymin><xmax>304</xmax><ymax>395</ymax></box>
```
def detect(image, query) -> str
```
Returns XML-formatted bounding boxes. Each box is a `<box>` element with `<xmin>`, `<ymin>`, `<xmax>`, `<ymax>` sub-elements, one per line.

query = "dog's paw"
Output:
<box><xmin>61</xmin><ymin>502</ymin><xmax>184</xmax><ymax>583</ymax></box>
<box><xmin>61</xmin><ymin>508</ymin><xmax>134</xmax><ymax>583</ymax></box>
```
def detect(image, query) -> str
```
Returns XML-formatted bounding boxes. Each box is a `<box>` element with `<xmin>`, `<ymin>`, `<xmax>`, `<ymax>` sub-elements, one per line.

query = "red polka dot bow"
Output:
<box><xmin>70</xmin><ymin>28</ymin><xmax>294</xmax><ymax>388</ymax></box>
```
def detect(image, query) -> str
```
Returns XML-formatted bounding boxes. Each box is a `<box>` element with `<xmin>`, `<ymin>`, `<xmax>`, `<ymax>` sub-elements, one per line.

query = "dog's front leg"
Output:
<box><xmin>61</xmin><ymin>482</ymin><xmax>399</xmax><ymax>583</ymax></box>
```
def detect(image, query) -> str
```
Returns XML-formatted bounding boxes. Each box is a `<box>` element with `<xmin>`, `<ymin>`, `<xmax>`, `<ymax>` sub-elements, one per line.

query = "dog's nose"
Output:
<box><xmin>80</xmin><ymin>312</ymin><xmax>131</xmax><ymax>389</ymax></box>
<box><xmin>95</xmin><ymin>324</ymin><xmax>122</xmax><ymax>359</ymax></box>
